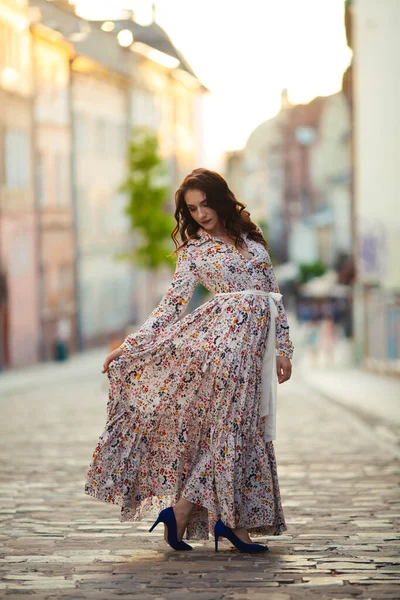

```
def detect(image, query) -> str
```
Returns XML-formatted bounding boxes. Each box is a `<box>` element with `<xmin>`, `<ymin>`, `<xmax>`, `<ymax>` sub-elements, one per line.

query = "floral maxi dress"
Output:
<box><xmin>85</xmin><ymin>226</ymin><xmax>294</xmax><ymax>540</ymax></box>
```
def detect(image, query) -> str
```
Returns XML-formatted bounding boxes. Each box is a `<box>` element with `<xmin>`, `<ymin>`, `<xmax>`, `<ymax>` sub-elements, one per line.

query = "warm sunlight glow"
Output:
<box><xmin>132</xmin><ymin>41</ymin><xmax>180</xmax><ymax>69</ymax></box>
<box><xmin>101</xmin><ymin>21</ymin><xmax>115</xmax><ymax>32</ymax></box>
<box><xmin>172</xmin><ymin>68</ymin><xmax>201</xmax><ymax>90</ymax></box>
<box><xmin>117</xmin><ymin>29</ymin><xmax>134</xmax><ymax>47</ymax></box>
<box><xmin>2</xmin><ymin>67</ymin><xmax>18</xmax><ymax>85</ymax></box>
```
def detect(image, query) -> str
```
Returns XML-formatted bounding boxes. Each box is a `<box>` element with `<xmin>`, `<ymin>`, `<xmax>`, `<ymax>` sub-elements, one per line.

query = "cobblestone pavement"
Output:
<box><xmin>0</xmin><ymin>352</ymin><xmax>399</xmax><ymax>599</ymax></box>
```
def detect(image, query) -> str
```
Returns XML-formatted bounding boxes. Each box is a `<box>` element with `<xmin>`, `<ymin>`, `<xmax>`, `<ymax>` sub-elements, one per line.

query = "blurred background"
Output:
<box><xmin>0</xmin><ymin>0</ymin><xmax>399</xmax><ymax>382</ymax></box>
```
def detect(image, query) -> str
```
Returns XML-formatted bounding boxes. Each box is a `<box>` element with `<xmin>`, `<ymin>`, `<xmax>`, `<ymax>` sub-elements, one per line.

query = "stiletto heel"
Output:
<box><xmin>213</xmin><ymin>519</ymin><xmax>269</xmax><ymax>553</ymax></box>
<box><xmin>148</xmin><ymin>507</ymin><xmax>192</xmax><ymax>551</ymax></box>
<box><xmin>148</xmin><ymin>518</ymin><xmax>160</xmax><ymax>533</ymax></box>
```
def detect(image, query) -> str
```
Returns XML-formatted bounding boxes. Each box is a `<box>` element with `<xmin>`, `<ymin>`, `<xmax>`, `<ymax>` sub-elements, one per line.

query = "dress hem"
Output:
<box><xmin>84</xmin><ymin>485</ymin><xmax>288</xmax><ymax>539</ymax></box>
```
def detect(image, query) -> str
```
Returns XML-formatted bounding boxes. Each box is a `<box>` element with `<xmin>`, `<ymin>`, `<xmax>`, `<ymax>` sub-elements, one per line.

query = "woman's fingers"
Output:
<box><xmin>101</xmin><ymin>356</ymin><xmax>112</xmax><ymax>374</ymax></box>
<box><xmin>276</xmin><ymin>357</ymin><xmax>292</xmax><ymax>384</ymax></box>
<box><xmin>101</xmin><ymin>348</ymin><xmax>123</xmax><ymax>374</ymax></box>
<box><xmin>281</xmin><ymin>368</ymin><xmax>291</xmax><ymax>383</ymax></box>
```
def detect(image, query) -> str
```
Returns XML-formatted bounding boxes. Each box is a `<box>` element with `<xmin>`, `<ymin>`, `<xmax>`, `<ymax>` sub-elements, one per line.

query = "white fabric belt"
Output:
<box><xmin>213</xmin><ymin>289</ymin><xmax>282</xmax><ymax>442</ymax></box>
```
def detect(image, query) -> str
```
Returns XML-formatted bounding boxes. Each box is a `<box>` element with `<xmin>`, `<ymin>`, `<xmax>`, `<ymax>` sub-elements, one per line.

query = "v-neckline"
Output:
<box><xmin>199</xmin><ymin>228</ymin><xmax>255</xmax><ymax>262</ymax></box>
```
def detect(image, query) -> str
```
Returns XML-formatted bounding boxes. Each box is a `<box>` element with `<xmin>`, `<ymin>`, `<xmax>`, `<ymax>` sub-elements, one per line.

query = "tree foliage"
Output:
<box><xmin>119</xmin><ymin>126</ymin><xmax>176</xmax><ymax>270</ymax></box>
<box><xmin>298</xmin><ymin>261</ymin><xmax>327</xmax><ymax>283</ymax></box>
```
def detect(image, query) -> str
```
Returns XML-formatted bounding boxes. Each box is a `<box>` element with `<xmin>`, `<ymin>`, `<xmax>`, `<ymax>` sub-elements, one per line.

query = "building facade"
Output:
<box><xmin>0</xmin><ymin>0</ymin><xmax>39</xmax><ymax>368</ymax></box>
<box><xmin>241</xmin><ymin>108</ymin><xmax>286</xmax><ymax>257</ymax></box>
<box><xmin>0</xmin><ymin>0</ymin><xmax>206</xmax><ymax>365</ymax></box>
<box><xmin>31</xmin><ymin>23</ymin><xmax>77</xmax><ymax>359</ymax></box>
<box><xmin>71</xmin><ymin>56</ymin><xmax>133</xmax><ymax>347</ymax></box>
<box><xmin>352</xmin><ymin>0</ymin><xmax>400</xmax><ymax>372</ymax></box>
<box><xmin>97</xmin><ymin>15</ymin><xmax>207</xmax><ymax>326</ymax></box>
<box><xmin>233</xmin><ymin>90</ymin><xmax>352</xmax><ymax>271</ymax></box>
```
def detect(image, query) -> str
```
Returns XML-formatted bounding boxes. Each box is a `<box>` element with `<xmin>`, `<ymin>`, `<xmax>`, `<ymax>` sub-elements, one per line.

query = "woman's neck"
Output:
<box><xmin>207</xmin><ymin>222</ymin><xmax>229</xmax><ymax>238</ymax></box>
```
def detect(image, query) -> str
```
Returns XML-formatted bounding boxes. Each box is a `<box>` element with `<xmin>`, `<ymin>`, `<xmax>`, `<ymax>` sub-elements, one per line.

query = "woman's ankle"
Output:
<box><xmin>174</xmin><ymin>497</ymin><xmax>196</xmax><ymax>518</ymax></box>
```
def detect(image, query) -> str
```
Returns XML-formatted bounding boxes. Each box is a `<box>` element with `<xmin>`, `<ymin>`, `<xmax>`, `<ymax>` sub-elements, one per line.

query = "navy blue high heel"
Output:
<box><xmin>214</xmin><ymin>519</ymin><xmax>269</xmax><ymax>553</ymax></box>
<box><xmin>149</xmin><ymin>507</ymin><xmax>192</xmax><ymax>551</ymax></box>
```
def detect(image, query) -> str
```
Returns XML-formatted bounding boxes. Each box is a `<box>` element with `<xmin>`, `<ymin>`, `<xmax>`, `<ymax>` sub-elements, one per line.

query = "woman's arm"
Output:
<box><xmin>254</xmin><ymin>225</ymin><xmax>294</xmax><ymax>359</ymax></box>
<box><xmin>264</xmin><ymin>251</ymin><xmax>294</xmax><ymax>359</ymax></box>
<box><xmin>119</xmin><ymin>244</ymin><xmax>198</xmax><ymax>357</ymax></box>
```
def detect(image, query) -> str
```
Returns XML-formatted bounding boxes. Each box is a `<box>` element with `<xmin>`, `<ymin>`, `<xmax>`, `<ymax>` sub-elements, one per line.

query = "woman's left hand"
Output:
<box><xmin>276</xmin><ymin>356</ymin><xmax>292</xmax><ymax>384</ymax></box>
<box><xmin>102</xmin><ymin>348</ymin><xmax>123</xmax><ymax>374</ymax></box>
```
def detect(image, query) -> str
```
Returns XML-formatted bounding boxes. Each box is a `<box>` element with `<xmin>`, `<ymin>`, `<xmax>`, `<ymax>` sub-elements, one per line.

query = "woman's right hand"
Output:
<box><xmin>102</xmin><ymin>348</ymin><xmax>123</xmax><ymax>373</ymax></box>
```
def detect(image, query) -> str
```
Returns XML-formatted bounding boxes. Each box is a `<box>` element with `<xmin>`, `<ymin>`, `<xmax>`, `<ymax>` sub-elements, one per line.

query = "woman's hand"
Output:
<box><xmin>276</xmin><ymin>356</ymin><xmax>292</xmax><ymax>384</ymax></box>
<box><xmin>102</xmin><ymin>348</ymin><xmax>123</xmax><ymax>374</ymax></box>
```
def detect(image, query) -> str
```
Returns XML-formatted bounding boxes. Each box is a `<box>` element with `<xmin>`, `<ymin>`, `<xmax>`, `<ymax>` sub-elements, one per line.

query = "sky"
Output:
<box><xmin>75</xmin><ymin>0</ymin><xmax>352</xmax><ymax>168</ymax></box>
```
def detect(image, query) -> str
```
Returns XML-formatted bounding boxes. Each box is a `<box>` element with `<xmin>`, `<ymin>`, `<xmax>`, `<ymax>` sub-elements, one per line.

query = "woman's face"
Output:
<box><xmin>184</xmin><ymin>189</ymin><xmax>219</xmax><ymax>231</ymax></box>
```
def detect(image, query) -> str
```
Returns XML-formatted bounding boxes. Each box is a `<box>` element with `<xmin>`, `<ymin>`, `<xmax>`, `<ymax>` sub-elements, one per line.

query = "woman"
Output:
<box><xmin>85</xmin><ymin>168</ymin><xmax>293</xmax><ymax>553</ymax></box>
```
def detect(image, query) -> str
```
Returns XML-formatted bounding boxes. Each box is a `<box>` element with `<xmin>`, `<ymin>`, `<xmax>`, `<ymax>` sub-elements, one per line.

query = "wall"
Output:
<box><xmin>33</xmin><ymin>30</ymin><xmax>77</xmax><ymax>360</ymax></box>
<box><xmin>71</xmin><ymin>66</ymin><xmax>134</xmax><ymax>346</ymax></box>
<box><xmin>0</xmin><ymin>0</ymin><xmax>39</xmax><ymax>367</ymax></box>
<box><xmin>353</xmin><ymin>0</ymin><xmax>400</xmax><ymax>370</ymax></box>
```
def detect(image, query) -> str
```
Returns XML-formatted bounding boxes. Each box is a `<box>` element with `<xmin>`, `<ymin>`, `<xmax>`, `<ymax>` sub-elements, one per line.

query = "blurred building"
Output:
<box><xmin>240</xmin><ymin>108</ymin><xmax>285</xmax><ymax>255</ymax></box>
<box><xmin>31</xmin><ymin>21</ymin><xmax>77</xmax><ymax>359</ymax></box>
<box><xmin>233</xmin><ymin>89</ymin><xmax>352</xmax><ymax>269</ymax></box>
<box><xmin>91</xmin><ymin>12</ymin><xmax>207</xmax><ymax>204</ymax></box>
<box><xmin>306</xmin><ymin>93</ymin><xmax>352</xmax><ymax>265</ymax></box>
<box><xmin>0</xmin><ymin>0</ymin><xmax>205</xmax><ymax>360</ymax></box>
<box><xmin>352</xmin><ymin>0</ymin><xmax>400</xmax><ymax>373</ymax></box>
<box><xmin>88</xmin><ymin>11</ymin><xmax>207</xmax><ymax>328</ymax></box>
<box><xmin>30</xmin><ymin>0</ymin><xmax>143</xmax><ymax>348</ymax></box>
<box><xmin>70</xmin><ymin>43</ymin><xmax>133</xmax><ymax>349</ymax></box>
<box><xmin>225</xmin><ymin>150</ymin><xmax>245</xmax><ymax>205</ymax></box>
<box><xmin>0</xmin><ymin>0</ymin><xmax>39</xmax><ymax>368</ymax></box>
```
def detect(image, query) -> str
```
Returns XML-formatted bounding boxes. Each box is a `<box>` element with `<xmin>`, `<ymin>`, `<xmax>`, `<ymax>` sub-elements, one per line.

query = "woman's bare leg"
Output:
<box><xmin>166</xmin><ymin>497</ymin><xmax>196</xmax><ymax>542</ymax></box>
<box><xmin>167</xmin><ymin>498</ymin><xmax>255</xmax><ymax>544</ymax></box>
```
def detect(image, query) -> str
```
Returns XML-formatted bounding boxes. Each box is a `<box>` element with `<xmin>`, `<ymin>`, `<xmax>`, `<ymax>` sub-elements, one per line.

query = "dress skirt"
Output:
<box><xmin>85</xmin><ymin>290</ymin><xmax>288</xmax><ymax>540</ymax></box>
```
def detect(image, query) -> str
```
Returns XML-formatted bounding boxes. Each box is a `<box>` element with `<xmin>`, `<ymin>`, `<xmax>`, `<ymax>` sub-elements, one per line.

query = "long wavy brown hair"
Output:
<box><xmin>169</xmin><ymin>168</ymin><xmax>268</xmax><ymax>256</ymax></box>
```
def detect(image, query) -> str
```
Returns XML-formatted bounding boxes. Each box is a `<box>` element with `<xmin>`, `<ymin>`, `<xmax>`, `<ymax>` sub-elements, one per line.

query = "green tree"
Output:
<box><xmin>119</xmin><ymin>126</ymin><xmax>176</xmax><ymax>271</ymax></box>
<box><xmin>298</xmin><ymin>261</ymin><xmax>327</xmax><ymax>284</ymax></box>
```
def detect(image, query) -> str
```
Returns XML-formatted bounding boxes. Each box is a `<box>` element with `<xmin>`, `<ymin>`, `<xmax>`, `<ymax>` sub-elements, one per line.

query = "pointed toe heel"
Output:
<box><xmin>213</xmin><ymin>519</ymin><xmax>269</xmax><ymax>554</ymax></box>
<box><xmin>149</xmin><ymin>507</ymin><xmax>192</xmax><ymax>551</ymax></box>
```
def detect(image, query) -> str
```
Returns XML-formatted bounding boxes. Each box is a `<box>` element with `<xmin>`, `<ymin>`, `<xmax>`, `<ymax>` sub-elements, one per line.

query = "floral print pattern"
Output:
<box><xmin>85</xmin><ymin>226</ymin><xmax>293</xmax><ymax>540</ymax></box>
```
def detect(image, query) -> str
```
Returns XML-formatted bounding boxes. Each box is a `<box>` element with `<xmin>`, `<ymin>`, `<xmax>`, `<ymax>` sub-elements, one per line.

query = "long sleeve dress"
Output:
<box><xmin>85</xmin><ymin>225</ymin><xmax>294</xmax><ymax>540</ymax></box>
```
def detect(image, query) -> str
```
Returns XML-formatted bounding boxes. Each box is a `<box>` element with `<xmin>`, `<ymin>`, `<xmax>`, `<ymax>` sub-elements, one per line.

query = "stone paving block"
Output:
<box><xmin>347</xmin><ymin>578</ymin><xmax>400</xmax><ymax>585</ymax></box>
<box><xmin>292</xmin><ymin>576</ymin><xmax>345</xmax><ymax>587</ymax></box>
<box><xmin>315</xmin><ymin>558</ymin><xmax>376</xmax><ymax>566</ymax></box>
<box><xmin>3</xmin><ymin>579</ymin><xmax>76</xmax><ymax>590</ymax></box>
<box><xmin>272</xmin><ymin>568</ymin><xmax>332</xmax><ymax>574</ymax></box>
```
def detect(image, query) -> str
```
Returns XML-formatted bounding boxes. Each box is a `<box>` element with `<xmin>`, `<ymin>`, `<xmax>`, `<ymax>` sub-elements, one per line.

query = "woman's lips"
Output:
<box><xmin>202</xmin><ymin>219</ymin><xmax>211</xmax><ymax>225</ymax></box>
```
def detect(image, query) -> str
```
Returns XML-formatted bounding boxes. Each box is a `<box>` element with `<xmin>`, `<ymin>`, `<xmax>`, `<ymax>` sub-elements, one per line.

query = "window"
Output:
<box><xmin>54</xmin><ymin>154</ymin><xmax>67</xmax><ymax>206</ymax></box>
<box><xmin>73</xmin><ymin>113</ymin><xmax>90</xmax><ymax>151</ymax></box>
<box><xmin>119</xmin><ymin>122</ymin><xmax>127</xmax><ymax>154</ymax></box>
<box><xmin>5</xmin><ymin>129</ymin><xmax>30</xmax><ymax>190</ymax></box>
<box><xmin>95</xmin><ymin>118</ymin><xmax>107</xmax><ymax>153</ymax></box>
<box><xmin>58</xmin><ymin>264</ymin><xmax>73</xmax><ymax>310</ymax></box>
<box><xmin>59</xmin><ymin>264</ymin><xmax>73</xmax><ymax>291</ymax></box>
<box><xmin>131</xmin><ymin>88</ymin><xmax>157</xmax><ymax>128</ymax></box>
<box><xmin>0</xmin><ymin>20</ymin><xmax>21</xmax><ymax>77</ymax></box>
<box><xmin>76</xmin><ymin>188</ymin><xmax>92</xmax><ymax>232</ymax></box>
<box><xmin>36</xmin><ymin>153</ymin><xmax>45</xmax><ymax>207</ymax></box>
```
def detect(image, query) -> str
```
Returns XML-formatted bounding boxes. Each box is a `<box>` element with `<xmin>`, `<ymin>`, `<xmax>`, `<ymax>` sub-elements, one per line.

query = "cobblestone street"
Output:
<box><xmin>1</xmin><ymin>349</ymin><xmax>399</xmax><ymax>599</ymax></box>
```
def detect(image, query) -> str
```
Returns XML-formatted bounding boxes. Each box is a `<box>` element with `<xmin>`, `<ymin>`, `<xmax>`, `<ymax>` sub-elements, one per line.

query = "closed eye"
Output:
<box><xmin>188</xmin><ymin>203</ymin><xmax>208</xmax><ymax>211</ymax></box>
